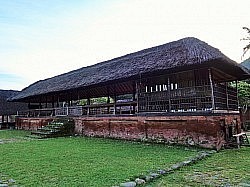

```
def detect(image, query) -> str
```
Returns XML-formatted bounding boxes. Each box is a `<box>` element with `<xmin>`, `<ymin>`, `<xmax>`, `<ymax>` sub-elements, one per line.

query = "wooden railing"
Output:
<box><xmin>138</xmin><ymin>84</ymin><xmax>238</xmax><ymax>112</ymax></box>
<box><xmin>138</xmin><ymin>85</ymin><xmax>212</xmax><ymax>112</ymax></box>
<box><xmin>17</xmin><ymin>101</ymin><xmax>137</xmax><ymax>117</ymax></box>
<box><xmin>16</xmin><ymin>83</ymin><xmax>238</xmax><ymax>118</ymax></box>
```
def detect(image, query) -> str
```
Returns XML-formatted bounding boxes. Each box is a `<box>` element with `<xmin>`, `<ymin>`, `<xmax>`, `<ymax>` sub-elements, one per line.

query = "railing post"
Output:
<box><xmin>167</xmin><ymin>77</ymin><xmax>171</xmax><ymax>112</ymax></box>
<box><xmin>226</xmin><ymin>82</ymin><xmax>229</xmax><ymax>110</ymax></box>
<box><xmin>66</xmin><ymin>107</ymin><xmax>69</xmax><ymax>116</ymax></box>
<box><xmin>113</xmin><ymin>85</ymin><xmax>117</xmax><ymax>115</ymax></box>
<box><xmin>236</xmin><ymin>80</ymin><xmax>239</xmax><ymax>110</ymax></box>
<box><xmin>208</xmin><ymin>68</ymin><xmax>215</xmax><ymax>110</ymax></box>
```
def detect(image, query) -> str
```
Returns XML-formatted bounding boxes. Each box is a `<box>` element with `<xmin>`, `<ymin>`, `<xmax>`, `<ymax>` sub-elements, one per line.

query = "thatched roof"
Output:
<box><xmin>10</xmin><ymin>37</ymin><xmax>250</xmax><ymax>102</ymax></box>
<box><xmin>0</xmin><ymin>90</ymin><xmax>28</xmax><ymax>115</ymax></box>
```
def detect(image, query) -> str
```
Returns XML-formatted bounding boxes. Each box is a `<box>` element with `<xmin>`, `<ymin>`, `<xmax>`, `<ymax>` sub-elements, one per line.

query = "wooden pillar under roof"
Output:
<box><xmin>236</xmin><ymin>80</ymin><xmax>239</xmax><ymax>110</ymax></box>
<box><xmin>52</xmin><ymin>95</ymin><xmax>55</xmax><ymax>108</ymax></box>
<box><xmin>226</xmin><ymin>82</ymin><xmax>229</xmax><ymax>110</ymax></box>
<box><xmin>208</xmin><ymin>68</ymin><xmax>215</xmax><ymax>110</ymax></box>
<box><xmin>45</xmin><ymin>95</ymin><xmax>48</xmax><ymax>108</ymax></box>
<box><xmin>167</xmin><ymin>77</ymin><xmax>171</xmax><ymax>112</ymax></box>
<box><xmin>69</xmin><ymin>91</ymin><xmax>73</xmax><ymax>106</ymax></box>
<box><xmin>87</xmin><ymin>97</ymin><xmax>90</xmax><ymax>116</ymax></box>
<box><xmin>107</xmin><ymin>86</ymin><xmax>110</xmax><ymax>114</ymax></box>
<box><xmin>57</xmin><ymin>95</ymin><xmax>60</xmax><ymax>107</ymax></box>
<box><xmin>132</xmin><ymin>81</ymin><xmax>136</xmax><ymax>113</ymax></box>
<box><xmin>77</xmin><ymin>89</ymin><xmax>80</xmax><ymax>101</ymax></box>
<box><xmin>113</xmin><ymin>84</ymin><xmax>117</xmax><ymax>115</ymax></box>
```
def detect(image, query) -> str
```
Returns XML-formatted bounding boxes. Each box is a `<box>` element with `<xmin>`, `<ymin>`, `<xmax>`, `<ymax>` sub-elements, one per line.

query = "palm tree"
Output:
<box><xmin>242</xmin><ymin>27</ymin><xmax>250</xmax><ymax>58</ymax></box>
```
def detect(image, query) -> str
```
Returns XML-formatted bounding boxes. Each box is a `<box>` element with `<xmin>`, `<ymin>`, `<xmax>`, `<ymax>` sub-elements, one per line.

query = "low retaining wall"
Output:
<box><xmin>16</xmin><ymin>113</ymin><xmax>241</xmax><ymax>150</ymax></box>
<box><xmin>16</xmin><ymin>117</ymin><xmax>54</xmax><ymax>131</ymax></box>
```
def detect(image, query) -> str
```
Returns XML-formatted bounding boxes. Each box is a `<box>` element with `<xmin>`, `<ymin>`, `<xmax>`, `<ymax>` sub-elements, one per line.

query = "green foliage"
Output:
<box><xmin>91</xmin><ymin>97</ymin><xmax>108</xmax><ymax>104</ymax></box>
<box><xmin>0</xmin><ymin>131</ymin><xmax>196</xmax><ymax>186</ymax></box>
<box><xmin>242</xmin><ymin>27</ymin><xmax>250</xmax><ymax>58</ymax></box>
<box><xmin>77</xmin><ymin>97</ymin><xmax>112</xmax><ymax>105</ymax></box>
<box><xmin>231</xmin><ymin>81</ymin><xmax>250</xmax><ymax>109</ymax></box>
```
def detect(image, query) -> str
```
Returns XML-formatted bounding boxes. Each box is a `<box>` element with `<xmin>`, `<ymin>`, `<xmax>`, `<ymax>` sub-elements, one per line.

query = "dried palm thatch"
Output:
<box><xmin>10</xmin><ymin>37</ymin><xmax>249</xmax><ymax>102</ymax></box>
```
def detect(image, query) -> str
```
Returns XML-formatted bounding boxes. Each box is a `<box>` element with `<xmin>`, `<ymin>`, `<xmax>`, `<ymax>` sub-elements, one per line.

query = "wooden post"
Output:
<box><xmin>45</xmin><ymin>95</ymin><xmax>48</xmax><ymax>108</ymax></box>
<box><xmin>136</xmin><ymin>81</ymin><xmax>139</xmax><ymax>113</ymax></box>
<box><xmin>107</xmin><ymin>86</ymin><xmax>110</xmax><ymax>114</ymax></box>
<box><xmin>0</xmin><ymin>115</ymin><xmax>3</xmax><ymax>129</ymax></box>
<box><xmin>132</xmin><ymin>81</ymin><xmax>136</xmax><ymax>113</ymax></box>
<box><xmin>208</xmin><ymin>69</ymin><xmax>215</xmax><ymax>110</ymax></box>
<box><xmin>6</xmin><ymin>115</ymin><xmax>9</xmax><ymax>129</ymax></box>
<box><xmin>57</xmin><ymin>96</ymin><xmax>60</xmax><ymax>107</ymax></box>
<box><xmin>236</xmin><ymin>80</ymin><xmax>239</xmax><ymax>110</ymax></box>
<box><xmin>113</xmin><ymin>84</ymin><xmax>117</xmax><ymax>115</ymax></box>
<box><xmin>1</xmin><ymin>115</ymin><xmax>4</xmax><ymax>129</ymax></box>
<box><xmin>87</xmin><ymin>98</ymin><xmax>90</xmax><ymax>116</ymax></box>
<box><xmin>52</xmin><ymin>95</ymin><xmax>55</xmax><ymax>109</ymax></box>
<box><xmin>69</xmin><ymin>91</ymin><xmax>73</xmax><ymax>107</ymax></box>
<box><xmin>168</xmin><ymin>77</ymin><xmax>171</xmax><ymax>112</ymax></box>
<box><xmin>226</xmin><ymin>82</ymin><xmax>229</xmax><ymax>110</ymax></box>
<box><xmin>66</xmin><ymin>107</ymin><xmax>69</xmax><ymax>116</ymax></box>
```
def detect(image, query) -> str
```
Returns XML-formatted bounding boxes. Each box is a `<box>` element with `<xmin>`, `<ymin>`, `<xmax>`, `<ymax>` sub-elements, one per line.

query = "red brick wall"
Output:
<box><xmin>16</xmin><ymin>117</ymin><xmax>54</xmax><ymax>131</ymax></box>
<box><xmin>16</xmin><ymin>114</ymin><xmax>241</xmax><ymax>150</ymax></box>
<box><xmin>73</xmin><ymin>114</ymin><xmax>241</xmax><ymax>150</ymax></box>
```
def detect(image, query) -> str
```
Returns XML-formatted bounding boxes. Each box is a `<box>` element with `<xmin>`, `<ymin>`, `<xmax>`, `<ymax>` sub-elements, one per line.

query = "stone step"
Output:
<box><xmin>30</xmin><ymin>118</ymin><xmax>75</xmax><ymax>139</ymax></box>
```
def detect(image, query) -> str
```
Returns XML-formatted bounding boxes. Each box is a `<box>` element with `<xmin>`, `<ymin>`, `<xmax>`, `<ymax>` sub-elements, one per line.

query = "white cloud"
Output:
<box><xmin>1</xmin><ymin>0</ymin><xmax>250</xmax><ymax>90</ymax></box>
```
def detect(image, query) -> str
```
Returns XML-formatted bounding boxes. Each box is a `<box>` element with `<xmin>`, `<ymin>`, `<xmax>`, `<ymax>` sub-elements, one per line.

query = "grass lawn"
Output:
<box><xmin>0</xmin><ymin>129</ymin><xmax>30</xmax><ymax>139</ymax></box>
<box><xmin>150</xmin><ymin>141</ymin><xmax>250</xmax><ymax>186</ymax></box>
<box><xmin>0</xmin><ymin>130</ymin><xmax>198</xmax><ymax>187</ymax></box>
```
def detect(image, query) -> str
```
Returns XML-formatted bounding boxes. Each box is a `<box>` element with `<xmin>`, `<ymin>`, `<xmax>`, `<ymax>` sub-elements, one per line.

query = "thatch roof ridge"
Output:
<box><xmin>10</xmin><ymin>37</ymin><xmax>249</xmax><ymax>102</ymax></box>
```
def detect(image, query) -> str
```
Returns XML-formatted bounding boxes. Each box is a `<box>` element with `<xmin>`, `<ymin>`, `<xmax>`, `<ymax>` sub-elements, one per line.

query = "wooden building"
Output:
<box><xmin>9</xmin><ymin>37</ymin><xmax>250</xmax><ymax>149</ymax></box>
<box><xmin>0</xmin><ymin>90</ymin><xmax>28</xmax><ymax>129</ymax></box>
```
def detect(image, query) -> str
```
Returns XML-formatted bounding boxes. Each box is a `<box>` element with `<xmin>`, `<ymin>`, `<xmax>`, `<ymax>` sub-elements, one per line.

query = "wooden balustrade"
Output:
<box><xmin>17</xmin><ymin>101</ymin><xmax>137</xmax><ymax>117</ymax></box>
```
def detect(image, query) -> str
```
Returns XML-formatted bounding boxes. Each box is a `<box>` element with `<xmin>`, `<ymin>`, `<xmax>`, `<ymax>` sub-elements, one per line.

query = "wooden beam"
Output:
<box><xmin>236</xmin><ymin>80</ymin><xmax>239</xmax><ymax>109</ymax></box>
<box><xmin>167</xmin><ymin>77</ymin><xmax>171</xmax><ymax>112</ymax></box>
<box><xmin>87</xmin><ymin>98</ymin><xmax>90</xmax><ymax>116</ymax></box>
<box><xmin>208</xmin><ymin>68</ymin><xmax>215</xmax><ymax>110</ymax></box>
<box><xmin>107</xmin><ymin>86</ymin><xmax>110</xmax><ymax>114</ymax></box>
<box><xmin>132</xmin><ymin>81</ymin><xmax>136</xmax><ymax>113</ymax></box>
<box><xmin>45</xmin><ymin>95</ymin><xmax>48</xmax><ymax>108</ymax></box>
<box><xmin>52</xmin><ymin>95</ymin><xmax>55</xmax><ymax>108</ymax></box>
<box><xmin>226</xmin><ymin>82</ymin><xmax>229</xmax><ymax>110</ymax></box>
<box><xmin>57</xmin><ymin>96</ymin><xmax>60</xmax><ymax>108</ymax></box>
<box><xmin>136</xmin><ymin>81</ymin><xmax>139</xmax><ymax>113</ymax></box>
<box><xmin>113</xmin><ymin>84</ymin><xmax>117</xmax><ymax>115</ymax></box>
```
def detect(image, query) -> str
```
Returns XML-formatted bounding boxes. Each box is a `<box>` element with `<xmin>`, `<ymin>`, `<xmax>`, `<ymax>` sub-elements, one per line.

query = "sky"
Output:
<box><xmin>0</xmin><ymin>0</ymin><xmax>250</xmax><ymax>91</ymax></box>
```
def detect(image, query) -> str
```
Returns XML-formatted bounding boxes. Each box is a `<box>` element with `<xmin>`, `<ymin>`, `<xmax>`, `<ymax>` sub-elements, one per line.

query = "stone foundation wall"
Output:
<box><xmin>16</xmin><ymin>114</ymin><xmax>241</xmax><ymax>150</ymax></box>
<box><xmin>16</xmin><ymin>117</ymin><xmax>54</xmax><ymax>131</ymax></box>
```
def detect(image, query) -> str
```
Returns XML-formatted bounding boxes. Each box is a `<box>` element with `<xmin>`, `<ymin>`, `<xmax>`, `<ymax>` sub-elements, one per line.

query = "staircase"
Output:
<box><xmin>30</xmin><ymin>118</ymin><xmax>75</xmax><ymax>138</ymax></box>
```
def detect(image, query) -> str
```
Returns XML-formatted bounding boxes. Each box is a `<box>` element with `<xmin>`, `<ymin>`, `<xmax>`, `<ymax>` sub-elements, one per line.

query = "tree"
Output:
<box><xmin>242</xmin><ymin>27</ymin><xmax>250</xmax><ymax>59</ymax></box>
<box><xmin>237</xmin><ymin>27</ymin><xmax>250</xmax><ymax>113</ymax></box>
<box><xmin>231</xmin><ymin>81</ymin><xmax>250</xmax><ymax>112</ymax></box>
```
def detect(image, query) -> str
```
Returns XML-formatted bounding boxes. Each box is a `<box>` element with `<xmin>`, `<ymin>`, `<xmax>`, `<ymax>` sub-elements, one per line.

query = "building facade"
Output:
<box><xmin>10</xmin><ymin>37</ymin><xmax>250</xmax><ymax>149</ymax></box>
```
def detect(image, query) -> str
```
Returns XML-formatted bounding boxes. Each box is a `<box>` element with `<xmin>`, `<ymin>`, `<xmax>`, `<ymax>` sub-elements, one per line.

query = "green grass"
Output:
<box><xmin>0</xmin><ymin>129</ymin><xmax>30</xmax><ymax>139</ymax></box>
<box><xmin>149</xmin><ymin>147</ymin><xmax>250</xmax><ymax>186</ymax></box>
<box><xmin>0</xmin><ymin>130</ymin><xmax>198</xmax><ymax>187</ymax></box>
